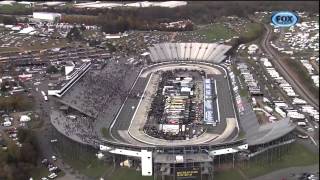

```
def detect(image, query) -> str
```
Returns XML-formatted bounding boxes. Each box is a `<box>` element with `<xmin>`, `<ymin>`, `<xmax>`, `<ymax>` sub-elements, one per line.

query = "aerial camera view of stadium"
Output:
<box><xmin>0</xmin><ymin>1</ymin><xmax>319</xmax><ymax>180</ymax></box>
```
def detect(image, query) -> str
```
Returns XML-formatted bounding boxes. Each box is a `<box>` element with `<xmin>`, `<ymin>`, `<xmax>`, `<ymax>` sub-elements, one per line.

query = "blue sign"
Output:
<box><xmin>271</xmin><ymin>11</ymin><xmax>299</xmax><ymax>27</ymax></box>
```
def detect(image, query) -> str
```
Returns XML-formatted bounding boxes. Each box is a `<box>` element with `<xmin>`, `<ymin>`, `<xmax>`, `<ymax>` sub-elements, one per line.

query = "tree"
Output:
<box><xmin>19</xmin><ymin>143</ymin><xmax>38</xmax><ymax>165</ymax></box>
<box><xmin>1</xmin><ymin>81</ymin><xmax>10</xmax><ymax>92</ymax></box>
<box><xmin>66</xmin><ymin>26</ymin><xmax>83</xmax><ymax>41</ymax></box>
<box><xmin>46</xmin><ymin>65</ymin><xmax>59</xmax><ymax>74</ymax></box>
<box><xmin>0</xmin><ymin>15</ymin><xmax>17</xmax><ymax>25</ymax></box>
<box><xmin>80</xmin><ymin>24</ymin><xmax>86</xmax><ymax>31</ymax></box>
<box><xmin>0</xmin><ymin>129</ymin><xmax>38</xmax><ymax>179</ymax></box>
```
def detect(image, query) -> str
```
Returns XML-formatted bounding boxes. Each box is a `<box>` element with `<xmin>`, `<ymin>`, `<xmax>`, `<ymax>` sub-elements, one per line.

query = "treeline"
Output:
<box><xmin>43</xmin><ymin>1</ymin><xmax>319</xmax><ymax>22</ymax></box>
<box><xmin>0</xmin><ymin>15</ymin><xmax>17</xmax><ymax>25</ymax></box>
<box><xmin>227</xmin><ymin>23</ymin><xmax>264</xmax><ymax>55</ymax></box>
<box><xmin>53</xmin><ymin>1</ymin><xmax>318</xmax><ymax>33</ymax></box>
<box><xmin>0</xmin><ymin>95</ymin><xmax>33</xmax><ymax>112</ymax></box>
<box><xmin>61</xmin><ymin>14</ymin><xmax>193</xmax><ymax>33</ymax></box>
<box><xmin>0</xmin><ymin>129</ymin><xmax>39</xmax><ymax>180</ymax></box>
<box><xmin>1</xmin><ymin>2</ymin><xmax>319</xmax><ymax>33</ymax></box>
<box><xmin>0</xmin><ymin>4</ymin><xmax>32</xmax><ymax>15</ymax></box>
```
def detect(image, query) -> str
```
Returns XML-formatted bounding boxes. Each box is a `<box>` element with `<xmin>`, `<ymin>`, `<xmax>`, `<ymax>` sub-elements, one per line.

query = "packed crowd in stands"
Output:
<box><xmin>60</xmin><ymin>58</ymin><xmax>142</xmax><ymax>125</ymax></box>
<box><xmin>52</xmin><ymin>110</ymin><xmax>100</xmax><ymax>145</ymax></box>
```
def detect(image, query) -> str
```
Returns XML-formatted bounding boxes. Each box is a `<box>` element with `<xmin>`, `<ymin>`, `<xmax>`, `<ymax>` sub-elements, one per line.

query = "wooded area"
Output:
<box><xmin>0</xmin><ymin>129</ymin><xmax>39</xmax><ymax>180</ymax></box>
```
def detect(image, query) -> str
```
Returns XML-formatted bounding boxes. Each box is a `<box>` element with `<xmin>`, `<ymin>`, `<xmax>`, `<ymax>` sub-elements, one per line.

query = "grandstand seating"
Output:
<box><xmin>148</xmin><ymin>43</ymin><xmax>232</xmax><ymax>63</ymax></box>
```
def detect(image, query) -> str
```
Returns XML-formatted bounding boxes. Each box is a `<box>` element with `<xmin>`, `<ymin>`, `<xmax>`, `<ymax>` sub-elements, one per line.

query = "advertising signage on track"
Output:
<box><xmin>176</xmin><ymin>167</ymin><xmax>200</xmax><ymax>179</ymax></box>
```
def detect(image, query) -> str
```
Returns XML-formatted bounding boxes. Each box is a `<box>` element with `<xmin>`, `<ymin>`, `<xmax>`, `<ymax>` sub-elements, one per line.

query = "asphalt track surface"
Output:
<box><xmin>109</xmin><ymin>63</ymin><xmax>238</xmax><ymax>146</ymax></box>
<box><xmin>260</xmin><ymin>23</ymin><xmax>319</xmax><ymax>110</ymax></box>
<box><xmin>109</xmin><ymin>75</ymin><xmax>150</xmax><ymax>145</ymax></box>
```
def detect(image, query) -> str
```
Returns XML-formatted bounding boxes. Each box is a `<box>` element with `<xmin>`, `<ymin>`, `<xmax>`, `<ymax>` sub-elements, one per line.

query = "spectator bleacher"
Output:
<box><xmin>148</xmin><ymin>43</ymin><xmax>231</xmax><ymax>63</ymax></box>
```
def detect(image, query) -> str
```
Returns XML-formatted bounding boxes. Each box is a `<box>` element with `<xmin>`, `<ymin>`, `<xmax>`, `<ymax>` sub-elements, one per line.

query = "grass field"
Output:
<box><xmin>196</xmin><ymin>23</ymin><xmax>236</xmax><ymax>41</ymax></box>
<box><xmin>214</xmin><ymin>169</ymin><xmax>246</xmax><ymax>180</ymax></box>
<box><xmin>195</xmin><ymin>21</ymin><xmax>263</xmax><ymax>44</ymax></box>
<box><xmin>30</xmin><ymin>166</ymin><xmax>51</xmax><ymax>179</ymax></box>
<box><xmin>241</xmin><ymin>23</ymin><xmax>264</xmax><ymax>41</ymax></box>
<box><xmin>109</xmin><ymin>168</ymin><xmax>153</xmax><ymax>180</ymax></box>
<box><xmin>101</xmin><ymin>127</ymin><xmax>109</xmax><ymax>138</ymax></box>
<box><xmin>239</xmin><ymin>88</ymin><xmax>249</xmax><ymax>98</ymax></box>
<box><xmin>30</xmin><ymin>167</ymin><xmax>65</xmax><ymax>179</ymax></box>
<box><xmin>237</xmin><ymin>131</ymin><xmax>246</xmax><ymax>140</ymax></box>
<box><xmin>21</xmin><ymin>39</ymin><xmax>69</xmax><ymax>51</ymax></box>
<box><xmin>59</xmin><ymin>147</ymin><xmax>152</xmax><ymax>180</ymax></box>
<box><xmin>61</xmin><ymin>149</ymin><xmax>113</xmax><ymax>178</ymax></box>
<box><xmin>240</xmin><ymin>143</ymin><xmax>319</xmax><ymax>178</ymax></box>
<box><xmin>0</xmin><ymin>4</ymin><xmax>32</xmax><ymax>15</ymax></box>
<box><xmin>0</xmin><ymin>47</ymin><xmax>20</xmax><ymax>52</ymax></box>
<box><xmin>0</xmin><ymin>38</ymin><xmax>69</xmax><ymax>53</ymax></box>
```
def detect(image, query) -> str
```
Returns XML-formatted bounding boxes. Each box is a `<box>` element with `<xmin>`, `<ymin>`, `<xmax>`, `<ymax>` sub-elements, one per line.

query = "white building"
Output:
<box><xmin>65</xmin><ymin>62</ymin><xmax>75</xmax><ymax>78</ymax></box>
<box><xmin>33</xmin><ymin>12</ymin><xmax>61</xmax><ymax>22</ymax></box>
<box><xmin>37</xmin><ymin>1</ymin><xmax>65</xmax><ymax>6</ymax></box>
<box><xmin>0</xmin><ymin>1</ymin><xmax>15</xmax><ymax>5</ymax></box>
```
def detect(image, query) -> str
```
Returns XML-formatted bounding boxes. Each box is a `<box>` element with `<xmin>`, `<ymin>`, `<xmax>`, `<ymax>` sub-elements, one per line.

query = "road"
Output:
<box><xmin>259</xmin><ymin>23</ymin><xmax>319</xmax><ymax>110</ymax></box>
<box><xmin>252</xmin><ymin>164</ymin><xmax>319</xmax><ymax>180</ymax></box>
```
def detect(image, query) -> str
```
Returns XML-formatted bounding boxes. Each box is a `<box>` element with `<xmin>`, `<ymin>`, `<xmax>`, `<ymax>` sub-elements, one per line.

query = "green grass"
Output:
<box><xmin>81</xmin><ymin>159</ymin><xmax>111</xmax><ymax>178</ymax></box>
<box><xmin>214</xmin><ymin>169</ymin><xmax>246</xmax><ymax>180</ymax></box>
<box><xmin>62</xmin><ymin>152</ymin><xmax>112</xmax><ymax>178</ymax></box>
<box><xmin>25</xmin><ymin>39</ymin><xmax>68</xmax><ymax>51</ymax></box>
<box><xmin>231</xmin><ymin>64</ymin><xmax>240</xmax><ymax>76</ymax></box>
<box><xmin>0</xmin><ymin>47</ymin><xmax>20</xmax><ymax>52</ymax></box>
<box><xmin>60</xmin><ymin>147</ymin><xmax>150</xmax><ymax>180</ymax></box>
<box><xmin>82</xmin><ymin>30</ymin><xmax>98</xmax><ymax>38</ymax></box>
<box><xmin>109</xmin><ymin>168</ymin><xmax>153</xmax><ymax>180</ymax></box>
<box><xmin>0</xmin><ymin>38</ymin><xmax>68</xmax><ymax>53</ymax></box>
<box><xmin>30</xmin><ymin>166</ymin><xmax>50</xmax><ymax>180</ymax></box>
<box><xmin>30</xmin><ymin>167</ymin><xmax>65</xmax><ymax>179</ymax></box>
<box><xmin>0</xmin><ymin>4</ymin><xmax>32</xmax><ymax>15</ymax></box>
<box><xmin>237</xmin><ymin>131</ymin><xmax>246</xmax><ymax>139</ymax></box>
<box><xmin>101</xmin><ymin>127</ymin><xmax>109</xmax><ymax>138</ymax></box>
<box><xmin>241</xmin><ymin>23</ymin><xmax>264</xmax><ymax>40</ymax></box>
<box><xmin>241</xmin><ymin>143</ymin><xmax>319</xmax><ymax>178</ymax></box>
<box><xmin>55</xmin><ymin>138</ymin><xmax>151</xmax><ymax>180</ymax></box>
<box><xmin>56</xmin><ymin>142</ymin><xmax>112</xmax><ymax>179</ymax></box>
<box><xmin>59</xmin><ymin>146</ymin><xmax>150</xmax><ymax>180</ymax></box>
<box><xmin>197</xmin><ymin>23</ymin><xmax>236</xmax><ymax>41</ymax></box>
<box><xmin>239</xmin><ymin>88</ymin><xmax>249</xmax><ymax>98</ymax></box>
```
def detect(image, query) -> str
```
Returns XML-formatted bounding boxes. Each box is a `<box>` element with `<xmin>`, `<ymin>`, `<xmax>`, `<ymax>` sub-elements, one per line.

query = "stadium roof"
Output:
<box><xmin>245</xmin><ymin>117</ymin><xmax>295</xmax><ymax>145</ymax></box>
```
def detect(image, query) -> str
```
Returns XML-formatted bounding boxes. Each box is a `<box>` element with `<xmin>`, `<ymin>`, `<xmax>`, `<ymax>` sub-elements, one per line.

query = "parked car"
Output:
<box><xmin>48</xmin><ymin>173</ymin><xmax>57</xmax><ymax>179</ymax></box>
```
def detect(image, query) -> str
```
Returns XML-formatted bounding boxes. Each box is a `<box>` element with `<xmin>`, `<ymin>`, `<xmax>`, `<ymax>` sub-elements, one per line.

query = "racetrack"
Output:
<box><xmin>108</xmin><ymin>62</ymin><xmax>239</xmax><ymax>146</ymax></box>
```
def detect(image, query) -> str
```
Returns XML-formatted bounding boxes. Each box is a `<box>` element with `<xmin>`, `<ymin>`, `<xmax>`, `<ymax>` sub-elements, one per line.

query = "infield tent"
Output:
<box><xmin>20</xmin><ymin>115</ymin><xmax>31</xmax><ymax>122</ymax></box>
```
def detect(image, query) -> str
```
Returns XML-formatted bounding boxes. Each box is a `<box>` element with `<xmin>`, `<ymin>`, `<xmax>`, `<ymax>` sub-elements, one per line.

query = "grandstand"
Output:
<box><xmin>148</xmin><ymin>43</ymin><xmax>232</xmax><ymax>63</ymax></box>
<box><xmin>48</xmin><ymin>62</ymin><xmax>92</xmax><ymax>98</ymax></box>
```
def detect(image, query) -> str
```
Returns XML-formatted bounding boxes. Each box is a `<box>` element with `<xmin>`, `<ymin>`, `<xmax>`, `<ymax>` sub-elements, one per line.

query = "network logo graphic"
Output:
<box><xmin>271</xmin><ymin>11</ymin><xmax>299</xmax><ymax>27</ymax></box>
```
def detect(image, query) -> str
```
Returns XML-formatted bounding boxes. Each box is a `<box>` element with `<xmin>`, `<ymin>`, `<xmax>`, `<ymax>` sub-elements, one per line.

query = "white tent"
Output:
<box><xmin>20</xmin><ymin>115</ymin><xmax>31</xmax><ymax>122</ymax></box>
<box><xmin>18</xmin><ymin>27</ymin><xmax>35</xmax><ymax>34</ymax></box>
